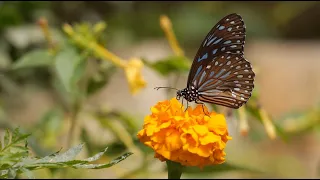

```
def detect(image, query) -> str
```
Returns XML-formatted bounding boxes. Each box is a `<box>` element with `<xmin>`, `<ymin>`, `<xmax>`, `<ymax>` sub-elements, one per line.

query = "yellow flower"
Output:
<box><xmin>62</xmin><ymin>23</ymin><xmax>147</xmax><ymax>95</ymax></box>
<box><xmin>160</xmin><ymin>15</ymin><xmax>184</xmax><ymax>56</ymax></box>
<box><xmin>137</xmin><ymin>98</ymin><xmax>232</xmax><ymax>168</ymax></box>
<box><xmin>123</xmin><ymin>58</ymin><xmax>147</xmax><ymax>95</ymax></box>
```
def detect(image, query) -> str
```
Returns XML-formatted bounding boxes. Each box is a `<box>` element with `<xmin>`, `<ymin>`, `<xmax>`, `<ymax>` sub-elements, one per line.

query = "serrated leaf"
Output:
<box><xmin>54</xmin><ymin>48</ymin><xmax>83</xmax><ymax>93</ymax></box>
<box><xmin>82</xmin><ymin>147</ymin><xmax>108</xmax><ymax>162</ymax></box>
<box><xmin>73</xmin><ymin>152</ymin><xmax>133</xmax><ymax>169</ymax></box>
<box><xmin>11</xmin><ymin>50</ymin><xmax>54</xmax><ymax>70</ymax></box>
<box><xmin>13</xmin><ymin>134</ymin><xmax>31</xmax><ymax>145</ymax></box>
<box><xmin>35</xmin><ymin>143</ymin><xmax>84</xmax><ymax>164</ymax></box>
<box><xmin>12</xmin><ymin>127</ymin><xmax>20</xmax><ymax>142</ymax></box>
<box><xmin>0</xmin><ymin>130</ymin><xmax>133</xmax><ymax>179</ymax></box>
<box><xmin>183</xmin><ymin>162</ymin><xmax>264</xmax><ymax>175</ymax></box>
<box><xmin>143</xmin><ymin>56</ymin><xmax>191</xmax><ymax>76</ymax></box>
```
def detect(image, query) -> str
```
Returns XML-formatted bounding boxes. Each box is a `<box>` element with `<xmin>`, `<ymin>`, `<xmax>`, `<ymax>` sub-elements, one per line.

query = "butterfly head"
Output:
<box><xmin>176</xmin><ymin>89</ymin><xmax>184</xmax><ymax>100</ymax></box>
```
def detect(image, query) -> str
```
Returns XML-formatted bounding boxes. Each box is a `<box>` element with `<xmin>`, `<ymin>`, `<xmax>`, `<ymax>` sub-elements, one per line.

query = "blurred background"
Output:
<box><xmin>0</xmin><ymin>1</ymin><xmax>320</xmax><ymax>178</ymax></box>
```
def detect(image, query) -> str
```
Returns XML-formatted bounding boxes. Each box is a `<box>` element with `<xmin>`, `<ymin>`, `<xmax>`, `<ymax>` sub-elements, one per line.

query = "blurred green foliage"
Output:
<box><xmin>0</xmin><ymin>128</ymin><xmax>132</xmax><ymax>179</ymax></box>
<box><xmin>0</xmin><ymin>1</ymin><xmax>319</xmax><ymax>179</ymax></box>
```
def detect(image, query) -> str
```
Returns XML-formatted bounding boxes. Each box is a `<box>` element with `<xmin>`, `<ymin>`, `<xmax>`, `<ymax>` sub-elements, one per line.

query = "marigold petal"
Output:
<box><xmin>197</xmin><ymin>144</ymin><xmax>213</xmax><ymax>157</ymax></box>
<box><xmin>165</xmin><ymin>130</ymin><xmax>182</xmax><ymax>151</ymax></box>
<box><xmin>199</xmin><ymin>132</ymin><xmax>221</xmax><ymax>145</ymax></box>
<box><xmin>193</xmin><ymin>125</ymin><xmax>208</xmax><ymax>136</ymax></box>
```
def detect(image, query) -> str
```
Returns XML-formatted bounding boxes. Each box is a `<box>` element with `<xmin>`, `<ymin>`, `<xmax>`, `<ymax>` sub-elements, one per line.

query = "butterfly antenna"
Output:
<box><xmin>154</xmin><ymin>87</ymin><xmax>179</xmax><ymax>91</ymax></box>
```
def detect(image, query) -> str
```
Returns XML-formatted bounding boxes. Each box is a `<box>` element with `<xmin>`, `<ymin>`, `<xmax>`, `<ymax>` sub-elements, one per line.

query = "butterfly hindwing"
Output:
<box><xmin>192</xmin><ymin>54</ymin><xmax>255</xmax><ymax>109</ymax></box>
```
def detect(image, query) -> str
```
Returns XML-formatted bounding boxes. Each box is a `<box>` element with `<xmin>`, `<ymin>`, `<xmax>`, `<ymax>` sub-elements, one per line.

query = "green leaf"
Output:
<box><xmin>54</xmin><ymin>48</ymin><xmax>84</xmax><ymax>93</ymax></box>
<box><xmin>4</xmin><ymin>129</ymin><xmax>10</xmax><ymax>147</ymax></box>
<box><xmin>183</xmin><ymin>162</ymin><xmax>264</xmax><ymax>175</ymax></box>
<box><xmin>11</xmin><ymin>50</ymin><xmax>54</xmax><ymax>70</ymax></box>
<box><xmin>72</xmin><ymin>152</ymin><xmax>133</xmax><ymax>169</ymax></box>
<box><xmin>80</xmin><ymin>128</ymin><xmax>95</xmax><ymax>156</ymax></box>
<box><xmin>34</xmin><ymin>143</ymin><xmax>84</xmax><ymax>164</ymax></box>
<box><xmin>33</xmin><ymin>108</ymin><xmax>64</xmax><ymax>147</ymax></box>
<box><xmin>0</xmin><ymin>128</ymin><xmax>133</xmax><ymax>178</ymax></box>
<box><xmin>82</xmin><ymin>147</ymin><xmax>108</xmax><ymax>162</ymax></box>
<box><xmin>103</xmin><ymin>111</ymin><xmax>139</xmax><ymax>135</ymax></box>
<box><xmin>86</xmin><ymin>65</ymin><xmax>116</xmax><ymax>96</ymax></box>
<box><xmin>8</xmin><ymin>168</ymin><xmax>16</xmax><ymax>179</ymax></box>
<box><xmin>143</xmin><ymin>56</ymin><xmax>191</xmax><ymax>76</ymax></box>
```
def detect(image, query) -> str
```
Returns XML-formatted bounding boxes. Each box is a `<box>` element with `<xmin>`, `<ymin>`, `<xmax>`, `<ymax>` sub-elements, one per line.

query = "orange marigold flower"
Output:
<box><xmin>137</xmin><ymin>98</ymin><xmax>232</xmax><ymax>168</ymax></box>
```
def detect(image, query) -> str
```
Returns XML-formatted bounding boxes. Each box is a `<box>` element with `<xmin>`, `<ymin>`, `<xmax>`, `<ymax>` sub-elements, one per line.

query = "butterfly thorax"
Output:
<box><xmin>176</xmin><ymin>87</ymin><xmax>199</xmax><ymax>102</ymax></box>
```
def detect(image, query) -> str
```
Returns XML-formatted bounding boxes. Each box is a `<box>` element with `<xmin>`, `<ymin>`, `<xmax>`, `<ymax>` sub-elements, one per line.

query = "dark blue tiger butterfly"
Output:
<box><xmin>156</xmin><ymin>13</ymin><xmax>255</xmax><ymax>109</ymax></box>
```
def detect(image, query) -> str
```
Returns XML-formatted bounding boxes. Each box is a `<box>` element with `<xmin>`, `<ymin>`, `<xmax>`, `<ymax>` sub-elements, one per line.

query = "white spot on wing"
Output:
<box><xmin>219</xmin><ymin>26</ymin><xmax>225</xmax><ymax>30</ymax></box>
<box><xmin>224</xmin><ymin>40</ymin><xmax>231</xmax><ymax>44</ymax></box>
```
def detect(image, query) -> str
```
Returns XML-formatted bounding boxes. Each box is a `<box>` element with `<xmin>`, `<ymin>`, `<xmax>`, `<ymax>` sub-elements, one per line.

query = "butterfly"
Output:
<box><xmin>156</xmin><ymin>13</ymin><xmax>255</xmax><ymax>109</ymax></box>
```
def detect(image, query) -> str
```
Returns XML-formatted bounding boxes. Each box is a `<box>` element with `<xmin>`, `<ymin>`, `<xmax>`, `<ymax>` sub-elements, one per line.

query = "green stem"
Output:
<box><xmin>166</xmin><ymin>160</ymin><xmax>184</xmax><ymax>179</ymax></box>
<box><xmin>67</xmin><ymin>101</ymin><xmax>81</xmax><ymax>148</ymax></box>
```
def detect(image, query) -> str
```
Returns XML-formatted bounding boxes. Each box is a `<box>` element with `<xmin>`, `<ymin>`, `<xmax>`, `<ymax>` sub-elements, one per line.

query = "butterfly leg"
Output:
<box><xmin>184</xmin><ymin>100</ymin><xmax>189</xmax><ymax>112</ymax></box>
<box><xmin>181</xmin><ymin>98</ymin><xmax>184</xmax><ymax>110</ymax></box>
<box><xmin>195</xmin><ymin>100</ymin><xmax>210</xmax><ymax>116</ymax></box>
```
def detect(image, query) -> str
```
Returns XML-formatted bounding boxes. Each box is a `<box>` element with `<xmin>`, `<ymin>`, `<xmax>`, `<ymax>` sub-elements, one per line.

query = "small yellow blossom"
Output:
<box><xmin>160</xmin><ymin>15</ymin><xmax>184</xmax><ymax>56</ymax></box>
<box><xmin>62</xmin><ymin>23</ymin><xmax>147</xmax><ymax>95</ymax></box>
<box><xmin>124</xmin><ymin>58</ymin><xmax>147</xmax><ymax>95</ymax></box>
<box><xmin>137</xmin><ymin>98</ymin><xmax>232</xmax><ymax>168</ymax></box>
<box><xmin>38</xmin><ymin>17</ymin><xmax>56</xmax><ymax>53</ymax></box>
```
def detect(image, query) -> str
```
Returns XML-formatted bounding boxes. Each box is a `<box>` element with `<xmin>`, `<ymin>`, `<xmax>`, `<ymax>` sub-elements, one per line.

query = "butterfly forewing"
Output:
<box><xmin>187</xmin><ymin>13</ymin><xmax>246</xmax><ymax>86</ymax></box>
<box><xmin>187</xmin><ymin>13</ymin><xmax>254</xmax><ymax>109</ymax></box>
